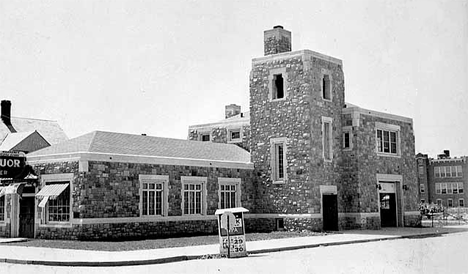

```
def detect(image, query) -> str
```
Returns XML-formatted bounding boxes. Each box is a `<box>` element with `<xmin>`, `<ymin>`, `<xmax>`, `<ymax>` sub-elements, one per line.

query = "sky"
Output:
<box><xmin>0</xmin><ymin>0</ymin><xmax>467</xmax><ymax>157</ymax></box>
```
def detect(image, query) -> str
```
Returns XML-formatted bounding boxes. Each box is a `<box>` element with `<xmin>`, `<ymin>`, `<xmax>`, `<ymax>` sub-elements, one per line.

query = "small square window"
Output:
<box><xmin>201</xmin><ymin>134</ymin><xmax>210</xmax><ymax>142</ymax></box>
<box><xmin>420</xmin><ymin>199</ymin><xmax>425</xmax><ymax>203</ymax></box>
<box><xmin>272</xmin><ymin>74</ymin><xmax>284</xmax><ymax>99</ymax></box>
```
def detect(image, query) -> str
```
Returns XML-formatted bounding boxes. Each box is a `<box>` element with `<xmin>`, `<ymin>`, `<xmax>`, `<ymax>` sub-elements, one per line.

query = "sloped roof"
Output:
<box><xmin>0</xmin><ymin>117</ymin><xmax>68</xmax><ymax>145</ymax></box>
<box><xmin>0</xmin><ymin>131</ymin><xmax>36</xmax><ymax>151</ymax></box>
<box><xmin>189</xmin><ymin>111</ymin><xmax>250</xmax><ymax>130</ymax></box>
<box><xmin>29</xmin><ymin>131</ymin><xmax>251</xmax><ymax>163</ymax></box>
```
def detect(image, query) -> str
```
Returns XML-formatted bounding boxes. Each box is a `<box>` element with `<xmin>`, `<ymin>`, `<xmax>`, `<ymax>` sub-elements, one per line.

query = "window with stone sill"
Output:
<box><xmin>322</xmin><ymin>117</ymin><xmax>333</xmax><ymax>161</ymax></box>
<box><xmin>181</xmin><ymin>176</ymin><xmax>207</xmax><ymax>215</ymax></box>
<box><xmin>270</xmin><ymin>137</ymin><xmax>288</xmax><ymax>183</ymax></box>
<box><xmin>227</xmin><ymin>128</ymin><xmax>242</xmax><ymax>143</ymax></box>
<box><xmin>321</xmin><ymin>74</ymin><xmax>332</xmax><ymax>101</ymax></box>
<box><xmin>218</xmin><ymin>178</ymin><xmax>241</xmax><ymax>209</ymax></box>
<box><xmin>342</xmin><ymin>127</ymin><xmax>352</xmax><ymax>150</ymax></box>
<box><xmin>199</xmin><ymin>133</ymin><xmax>211</xmax><ymax>142</ymax></box>
<box><xmin>269</xmin><ymin>68</ymin><xmax>288</xmax><ymax>101</ymax></box>
<box><xmin>459</xmin><ymin>199</ymin><xmax>464</xmax><ymax>207</ymax></box>
<box><xmin>139</xmin><ymin>175</ymin><xmax>169</xmax><ymax>217</ymax></box>
<box><xmin>375</xmin><ymin>122</ymin><xmax>401</xmax><ymax>157</ymax></box>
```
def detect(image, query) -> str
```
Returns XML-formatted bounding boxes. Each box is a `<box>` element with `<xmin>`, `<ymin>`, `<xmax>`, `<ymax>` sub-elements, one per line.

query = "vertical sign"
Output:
<box><xmin>218</xmin><ymin>211</ymin><xmax>247</xmax><ymax>258</ymax></box>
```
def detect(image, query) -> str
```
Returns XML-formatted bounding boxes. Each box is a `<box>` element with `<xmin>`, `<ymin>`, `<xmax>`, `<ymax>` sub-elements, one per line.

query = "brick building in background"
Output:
<box><xmin>416</xmin><ymin>151</ymin><xmax>467</xmax><ymax>207</ymax></box>
<box><xmin>0</xmin><ymin>26</ymin><xmax>420</xmax><ymax>240</ymax></box>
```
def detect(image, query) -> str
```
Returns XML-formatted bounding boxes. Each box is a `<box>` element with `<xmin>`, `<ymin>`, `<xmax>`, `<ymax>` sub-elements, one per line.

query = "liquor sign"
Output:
<box><xmin>0</xmin><ymin>152</ymin><xmax>26</xmax><ymax>179</ymax></box>
<box><xmin>215</xmin><ymin>207</ymin><xmax>249</xmax><ymax>258</ymax></box>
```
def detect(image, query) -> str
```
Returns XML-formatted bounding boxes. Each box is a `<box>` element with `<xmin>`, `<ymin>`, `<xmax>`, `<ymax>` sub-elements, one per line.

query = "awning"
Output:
<box><xmin>5</xmin><ymin>183</ymin><xmax>25</xmax><ymax>195</ymax></box>
<box><xmin>0</xmin><ymin>186</ymin><xmax>6</xmax><ymax>197</ymax></box>
<box><xmin>36</xmin><ymin>183</ymin><xmax>69</xmax><ymax>200</ymax></box>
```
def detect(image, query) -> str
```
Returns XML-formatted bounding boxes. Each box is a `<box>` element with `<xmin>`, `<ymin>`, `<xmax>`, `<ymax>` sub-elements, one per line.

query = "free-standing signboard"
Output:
<box><xmin>0</xmin><ymin>152</ymin><xmax>26</xmax><ymax>179</ymax></box>
<box><xmin>214</xmin><ymin>207</ymin><xmax>249</xmax><ymax>258</ymax></box>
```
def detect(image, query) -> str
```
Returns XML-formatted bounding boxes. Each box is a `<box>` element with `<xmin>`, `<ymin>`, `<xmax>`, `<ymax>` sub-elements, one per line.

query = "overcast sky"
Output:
<box><xmin>1</xmin><ymin>0</ymin><xmax>467</xmax><ymax>157</ymax></box>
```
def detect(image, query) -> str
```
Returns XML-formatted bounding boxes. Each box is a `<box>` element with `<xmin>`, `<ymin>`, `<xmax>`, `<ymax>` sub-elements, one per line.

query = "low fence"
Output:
<box><xmin>422</xmin><ymin>207</ymin><xmax>468</xmax><ymax>227</ymax></box>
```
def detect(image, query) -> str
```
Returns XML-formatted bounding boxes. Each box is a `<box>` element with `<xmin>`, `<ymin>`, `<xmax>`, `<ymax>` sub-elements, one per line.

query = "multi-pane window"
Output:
<box><xmin>420</xmin><ymin>184</ymin><xmax>425</xmax><ymax>193</ymax></box>
<box><xmin>271</xmin><ymin>137</ymin><xmax>287</xmax><ymax>183</ymax></box>
<box><xmin>459</xmin><ymin>199</ymin><xmax>464</xmax><ymax>207</ymax></box>
<box><xmin>0</xmin><ymin>196</ymin><xmax>4</xmax><ymax>221</ymax></box>
<box><xmin>142</xmin><ymin>182</ymin><xmax>163</xmax><ymax>216</ymax></box>
<box><xmin>322</xmin><ymin>117</ymin><xmax>333</xmax><ymax>161</ymax></box>
<box><xmin>181</xmin><ymin>177</ymin><xmax>206</xmax><ymax>215</ymax></box>
<box><xmin>435</xmin><ymin>166</ymin><xmax>463</xmax><ymax>178</ymax></box>
<box><xmin>218</xmin><ymin>178</ymin><xmax>241</xmax><ymax>209</ymax></box>
<box><xmin>47</xmin><ymin>185</ymin><xmax>70</xmax><ymax>222</ymax></box>
<box><xmin>435</xmin><ymin>183</ymin><xmax>464</xmax><ymax>194</ymax></box>
<box><xmin>376</xmin><ymin>129</ymin><xmax>398</xmax><ymax>155</ymax></box>
<box><xmin>448</xmin><ymin>199</ymin><xmax>453</xmax><ymax>207</ymax></box>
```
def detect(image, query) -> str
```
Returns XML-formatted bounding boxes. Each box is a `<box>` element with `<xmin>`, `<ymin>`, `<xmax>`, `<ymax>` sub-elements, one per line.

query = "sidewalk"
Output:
<box><xmin>0</xmin><ymin>225</ymin><xmax>467</xmax><ymax>267</ymax></box>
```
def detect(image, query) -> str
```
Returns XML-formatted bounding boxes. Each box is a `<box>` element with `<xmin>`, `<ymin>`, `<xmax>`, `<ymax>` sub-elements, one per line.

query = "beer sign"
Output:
<box><xmin>0</xmin><ymin>152</ymin><xmax>26</xmax><ymax>178</ymax></box>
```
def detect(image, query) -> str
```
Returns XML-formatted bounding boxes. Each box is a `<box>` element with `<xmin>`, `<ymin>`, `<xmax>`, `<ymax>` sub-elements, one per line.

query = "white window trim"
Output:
<box><xmin>270</xmin><ymin>137</ymin><xmax>288</xmax><ymax>184</ymax></box>
<box><xmin>375</xmin><ymin>122</ymin><xmax>401</xmax><ymax>158</ymax></box>
<box><xmin>322</xmin><ymin>116</ymin><xmax>333</xmax><ymax>162</ymax></box>
<box><xmin>139</xmin><ymin>174</ymin><xmax>169</xmax><ymax>218</ymax></box>
<box><xmin>268</xmin><ymin>67</ymin><xmax>288</xmax><ymax>102</ymax></box>
<box><xmin>181</xmin><ymin>176</ymin><xmax>207</xmax><ymax>216</ymax></box>
<box><xmin>39</xmin><ymin>173</ymin><xmax>74</xmax><ymax>226</ymax></box>
<box><xmin>227</xmin><ymin>127</ymin><xmax>243</xmax><ymax>143</ymax></box>
<box><xmin>447</xmin><ymin>199</ymin><xmax>453</xmax><ymax>207</ymax></box>
<box><xmin>342</xmin><ymin>126</ymin><xmax>352</xmax><ymax>151</ymax></box>
<box><xmin>198</xmin><ymin>131</ymin><xmax>212</xmax><ymax>142</ymax></box>
<box><xmin>320</xmin><ymin>68</ymin><xmax>333</xmax><ymax>102</ymax></box>
<box><xmin>217</xmin><ymin>178</ymin><xmax>242</xmax><ymax>209</ymax></box>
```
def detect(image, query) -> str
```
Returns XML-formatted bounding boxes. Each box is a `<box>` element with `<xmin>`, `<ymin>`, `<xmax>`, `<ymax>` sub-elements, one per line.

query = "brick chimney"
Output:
<box><xmin>1</xmin><ymin>100</ymin><xmax>16</xmax><ymax>133</ymax></box>
<box><xmin>225</xmin><ymin>104</ymin><xmax>241</xmax><ymax>119</ymax></box>
<box><xmin>264</xmin><ymin>25</ymin><xmax>292</xmax><ymax>56</ymax></box>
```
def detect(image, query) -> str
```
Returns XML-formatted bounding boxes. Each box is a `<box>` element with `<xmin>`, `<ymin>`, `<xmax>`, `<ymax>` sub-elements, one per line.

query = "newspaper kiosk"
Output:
<box><xmin>215</xmin><ymin>207</ymin><xmax>248</xmax><ymax>258</ymax></box>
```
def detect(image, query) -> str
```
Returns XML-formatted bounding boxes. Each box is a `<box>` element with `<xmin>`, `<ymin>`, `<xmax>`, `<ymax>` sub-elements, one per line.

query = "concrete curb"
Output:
<box><xmin>0</xmin><ymin>232</ymin><xmax>454</xmax><ymax>267</ymax></box>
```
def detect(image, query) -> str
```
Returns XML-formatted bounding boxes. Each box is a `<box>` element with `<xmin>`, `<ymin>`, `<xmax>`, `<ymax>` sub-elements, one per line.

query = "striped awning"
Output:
<box><xmin>0</xmin><ymin>187</ymin><xmax>6</xmax><ymax>197</ymax></box>
<box><xmin>36</xmin><ymin>184</ymin><xmax>69</xmax><ymax>200</ymax></box>
<box><xmin>5</xmin><ymin>183</ymin><xmax>25</xmax><ymax>195</ymax></box>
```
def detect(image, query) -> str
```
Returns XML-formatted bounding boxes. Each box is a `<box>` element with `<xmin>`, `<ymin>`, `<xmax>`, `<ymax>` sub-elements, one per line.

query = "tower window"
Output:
<box><xmin>273</xmin><ymin>74</ymin><xmax>284</xmax><ymax>99</ymax></box>
<box><xmin>270</xmin><ymin>137</ymin><xmax>288</xmax><ymax>183</ymax></box>
<box><xmin>322</xmin><ymin>75</ymin><xmax>331</xmax><ymax>99</ymax></box>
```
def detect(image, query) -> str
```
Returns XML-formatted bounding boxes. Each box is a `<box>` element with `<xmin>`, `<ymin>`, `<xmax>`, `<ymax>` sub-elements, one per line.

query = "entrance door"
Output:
<box><xmin>19</xmin><ymin>197</ymin><xmax>35</xmax><ymax>238</ymax></box>
<box><xmin>323</xmin><ymin>194</ymin><xmax>338</xmax><ymax>231</ymax></box>
<box><xmin>380</xmin><ymin>193</ymin><xmax>397</xmax><ymax>227</ymax></box>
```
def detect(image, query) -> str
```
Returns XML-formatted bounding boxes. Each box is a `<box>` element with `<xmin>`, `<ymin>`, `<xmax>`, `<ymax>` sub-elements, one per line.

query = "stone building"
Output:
<box><xmin>0</xmin><ymin>26</ymin><xmax>420</xmax><ymax>240</ymax></box>
<box><xmin>416</xmin><ymin>151</ymin><xmax>467</xmax><ymax>207</ymax></box>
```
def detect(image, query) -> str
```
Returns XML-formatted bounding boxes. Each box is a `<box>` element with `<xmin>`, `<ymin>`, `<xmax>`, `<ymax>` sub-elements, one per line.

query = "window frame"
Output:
<box><xmin>322</xmin><ymin>117</ymin><xmax>333</xmax><ymax>161</ymax></box>
<box><xmin>342</xmin><ymin>126</ymin><xmax>352</xmax><ymax>151</ymax></box>
<box><xmin>227</xmin><ymin>127</ymin><xmax>242</xmax><ymax>143</ymax></box>
<box><xmin>459</xmin><ymin>198</ymin><xmax>464</xmax><ymax>207</ymax></box>
<box><xmin>375</xmin><ymin>122</ymin><xmax>401</xmax><ymax>157</ymax></box>
<box><xmin>435</xmin><ymin>183</ymin><xmax>441</xmax><ymax>194</ymax></box>
<box><xmin>448</xmin><ymin>199</ymin><xmax>453</xmax><ymax>207</ymax></box>
<box><xmin>270</xmin><ymin>137</ymin><xmax>288</xmax><ymax>184</ymax></box>
<box><xmin>420</xmin><ymin>183</ymin><xmax>425</xmax><ymax>193</ymax></box>
<box><xmin>268</xmin><ymin>67</ymin><xmax>288</xmax><ymax>102</ymax></box>
<box><xmin>435</xmin><ymin>167</ymin><xmax>440</xmax><ymax>178</ymax></box>
<box><xmin>218</xmin><ymin>178</ymin><xmax>241</xmax><ymax>209</ymax></box>
<box><xmin>436</xmin><ymin>199</ymin><xmax>442</xmax><ymax>206</ymax></box>
<box><xmin>139</xmin><ymin>174</ymin><xmax>169</xmax><ymax>218</ymax></box>
<box><xmin>181</xmin><ymin>176</ymin><xmax>207</xmax><ymax>216</ymax></box>
<box><xmin>39</xmin><ymin>173</ymin><xmax>74</xmax><ymax>225</ymax></box>
<box><xmin>320</xmin><ymin>69</ymin><xmax>333</xmax><ymax>101</ymax></box>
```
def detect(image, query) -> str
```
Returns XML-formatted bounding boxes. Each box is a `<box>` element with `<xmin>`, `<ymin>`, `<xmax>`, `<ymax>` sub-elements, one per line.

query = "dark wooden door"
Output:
<box><xmin>380</xmin><ymin>193</ymin><xmax>397</xmax><ymax>227</ymax></box>
<box><xmin>323</xmin><ymin>194</ymin><xmax>338</xmax><ymax>231</ymax></box>
<box><xmin>19</xmin><ymin>197</ymin><xmax>35</xmax><ymax>238</ymax></box>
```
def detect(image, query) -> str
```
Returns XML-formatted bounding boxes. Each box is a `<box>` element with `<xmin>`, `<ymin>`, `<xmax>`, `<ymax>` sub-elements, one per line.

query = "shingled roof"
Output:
<box><xmin>0</xmin><ymin>117</ymin><xmax>68</xmax><ymax>145</ymax></box>
<box><xmin>29</xmin><ymin>131</ymin><xmax>252</xmax><ymax>165</ymax></box>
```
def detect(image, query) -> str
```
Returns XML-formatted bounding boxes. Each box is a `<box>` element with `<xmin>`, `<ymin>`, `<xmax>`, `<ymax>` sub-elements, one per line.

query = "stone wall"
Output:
<box><xmin>188</xmin><ymin>126</ymin><xmax>251</xmax><ymax>152</ymax></box>
<box><xmin>249</xmin><ymin>51</ymin><xmax>345</xmax><ymax>217</ymax></box>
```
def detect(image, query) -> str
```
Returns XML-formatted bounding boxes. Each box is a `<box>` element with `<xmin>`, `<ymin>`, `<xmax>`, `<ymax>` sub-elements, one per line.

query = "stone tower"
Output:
<box><xmin>249</xmin><ymin>26</ymin><xmax>345</xmax><ymax>230</ymax></box>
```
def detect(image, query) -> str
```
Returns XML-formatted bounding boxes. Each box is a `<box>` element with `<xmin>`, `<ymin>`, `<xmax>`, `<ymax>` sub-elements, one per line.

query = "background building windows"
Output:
<box><xmin>420</xmin><ymin>184</ymin><xmax>425</xmax><ymax>193</ymax></box>
<box><xmin>0</xmin><ymin>195</ymin><xmax>5</xmax><ymax>221</ymax></box>
<box><xmin>459</xmin><ymin>199</ymin><xmax>464</xmax><ymax>207</ymax></box>
<box><xmin>448</xmin><ymin>199</ymin><xmax>453</xmax><ymax>207</ymax></box>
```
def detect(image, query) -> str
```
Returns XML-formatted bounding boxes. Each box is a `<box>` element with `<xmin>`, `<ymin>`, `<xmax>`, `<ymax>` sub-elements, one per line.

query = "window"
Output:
<box><xmin>451</xmin><ymin>166</ymin><xmax>457</xmax><ymax>177</ymax></box>
<box><xmin>421</xmin><ymin>199</ymin><xmax>425</xmax><ymax>203</ymax></box>
<box><xmin>218</xmin><ymin>178</ymin><xmax>241</xmax><ymax>209</ymax></box>
<box><xmin>435</xmin><ymin>183</ymin><xmax>441</xmax><ymax>194</ymax></box>
<box><xmin>436</xmin><ymin>199</ymin><xmax>442</xmax><ymax>206</ymax></box>
<box><xmin>139</xmin><ymin>175</ymin><xmax>169</xmax><ymax>217</ymax></box>
<box><xmin>453</xmin><ymin>183</ymin><xmax>458</xmax><ymax>194</ymax></box>
<box><xmin>377</xmin><ymin>130</ymin><xmax>397</xmax><ymax>155</ymax></box>
<box><xmin>227</xmin><ymin>128</ymin><xmax>242</xmax><ymax>143</ymax></box>
<box><xmin>420</xmin><ymin>184</ymin><xmax>425</xmax><ymax>193</ymax></box>
<box><xmin>322</xmin><ymin>74</ymin><xmax>331</xmax><ymax>100</ymax></box>
<box><xmin>343</xmin><ymin>132</ymin><xmax>350</xmax><ymax>149</ymax></box>
<box><xmin>270</xmin><ymin>137</ymin><xmax>287</xmax><ymax>183</ymax></box>
<box><xmin>201</xmin><ymin>134</ymin><xmax>210</xmax><ymax>142</ymax></box>
<box><xmin>440</xmin><ymin>167</ymin><xmax>446</xmax><ymax>178</ymax></box>
<box><xmin>459</xmin><ymin>199</ymin><xmax>464</xmax><ymax>207</ymax></box>
<box><xmin>459</xmin><ymin>183</ymin><xmax>464</xmax><ymax>194</ymax></box>
<box><xmin>418</xmin><ymin>166</ymin><xmax>424</xmax><ymax>175</ymax></box>
<box><xmin>0</xmin><ymin>195</ymin><xmax>4</xmax><ymax>221</ymax></box>
<box><xmin>448</xmin><ymin>183</ymin><xmax>453</xmax><ymax>194</ymax></box>
<box><xmin>37</xmin><ymin>173</ymin><xmax>73</xmax><ymax>224</ymax></box>
<box><xmin>269</xmin><ymin>68</ymin><xmax>287</xmax><ymax>101</ymax></box>
<box><xmin>457</xmin><ymin>166</ymin><xmax>463</xmax><ymax>177</ymax></box>
<box><xmin>181</xmin><ymin>176</ymin><xmax>207</xmax><ymax>215</ymax></box>
<box><xmin>273</xmin><ymin>74</ymin><xmax>284</xmax><ymax>99</ymax></box>
<box><xmin>322</xmin><ymin>117</ymin><xmax>333</xmax><ymax>161</ymax></box>
<box><xmin>435</xmin><ymin>167</ymin><xmax>440</xmax><ymax>178</ymax></box>
<box><xmin>446</xmin><ymin>166</ymin><xmax>452</xmax><ymax>178</ymax></box>
<box><xmin>441</xmin><ymin>183</ymin><xmax>447</xmax><ymax>194</ymax></box>
<box><xmin>448</xmin><ymin>199</ymin><xmax>453</xmax><ymax>207</ymax></box>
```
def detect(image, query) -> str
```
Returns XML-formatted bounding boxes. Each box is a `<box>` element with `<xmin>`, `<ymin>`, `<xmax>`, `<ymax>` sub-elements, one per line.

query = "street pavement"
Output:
<box><xmin>0</xmin><ymin>225</ymin><xmax>467</xmax><ymax>267</ymax></box>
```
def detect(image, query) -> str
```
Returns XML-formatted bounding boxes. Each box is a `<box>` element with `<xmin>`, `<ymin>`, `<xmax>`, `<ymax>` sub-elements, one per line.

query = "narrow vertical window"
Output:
<box><xmin>273</xmin><ymin>74</ymin><xmax>284</xmax><ymax>99</ymax></box>
<box><xmin>0</xmin><ymin>195</ymin><xmax>4</xmax><ymax>221</ymax></box>
<box><xmin>457</xmin><ymin>166</ymin><xmax>463</xmax><ymax>177</ymax></box>
<box><xmin>420</xmin><ymin>184</ymin><xmax>425</xmax><ymax>193</ymax></box>
<box><xmin>276</xmin><ymin>143</ymin><xmax>284</xmax><ymax>179</ymax></box>
<box><xmin>435</xmin><ymin>167</ymin><xmax>440</xmax><ymax>178</ymax></box>
<box><xmin>459</xmin><ymin>183</ymin><xmax>464</xmax><ymax>194</ymax></box>
<box><xmin>322</xmin><ymin>117</ymin><xmax>333</xmax><ymax>161</ymax></box>
<box><xmin>436</xmin><ymin>183</ymin><xmax>441</xmax><ymax>194</ymax></box>
<box><xmin>270</xmin><ymin>137</ymin><xmax>287</xmax><ymax>183</ymax></box>
<box><xmin>451</xmin><ymin>166</ymin><xmax>457</xmax><ymax>177</ymax></box>
<box><xmin>377</xmin><ymin>130</ymin><xmax>383</xmax><ymax>152</ymax></box>
<box><xmin>453</xmin><ymin>183</ymin><xmax>458</xmax><ymax>194</ymax></box>
<box><xmin>441</xmin><ymin>183</ymin><xmax>447</xmax><ymax>194</ymax></box>
<box><xmin>448</xmin><ymin>199</ymin><xmax>453</xmax><ymax>207</ymax></box>
<box><xmin>436</xmin><ymin>199</ymin><xmax>442</xmax><ymax>206</ymax></box>
<box><xmin>322</xmin><ymin>74</ymin><xmax>331</xmax><ymax>100</ymax></box>
<box><xmin>459</xmin><ymin>199</ymin><xmax>464</xmax><ymax>207</ymax></box>
<box><xmin>446</xmin><ymin>166</ymin><xmax>452</xmax><ymax>177</ymax></box>
<box><xmin>343</xmin><ymin>132</ymin><xmax>350</xmax><ymax>149</ymax></box>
